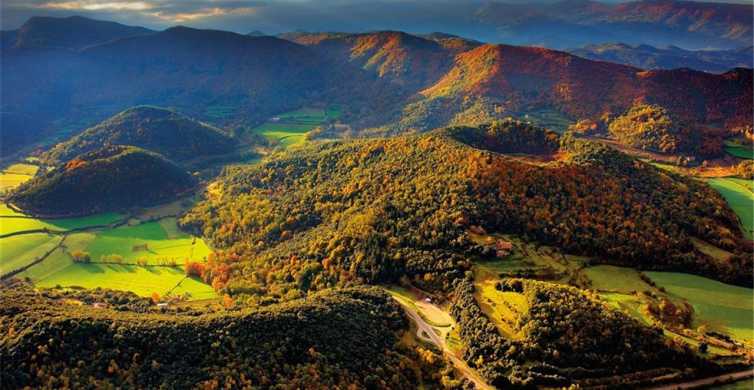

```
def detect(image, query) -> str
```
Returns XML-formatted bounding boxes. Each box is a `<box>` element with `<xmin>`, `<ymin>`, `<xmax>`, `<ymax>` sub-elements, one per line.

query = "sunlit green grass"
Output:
<box><xmin>724</xmin><ymin>139</ymin><xmax>753</xmax><ymax>160</ymax></box>
<box><xmin>251</xmin><ymin>106</ymin><xmax>341</xmax><ymax>148</ymax></box>
<box><xmin>12</xmin><ymin>217</ymin><xmax>215</xmax><ymax>299</ymax></box>
<box><xmin>84</xmin><ymin>219</ymin><xmax>211</xmax><ymax>264</ymax></box>
<box><xmin>646</xmin><ymin>272</ymin><xmax>754</xmax><ymax>343</ymax></box>
<box><xmin>35</xmin><ymin>262</ymin><xmax>213</xmax><ymax>298</ymax></box>
<box><xmin>584</xmin><ymin>265</ymin><xmax>652</xmax><ymax>293</ymax></box>
<box><xmin>0</xmin><ymin>212</ymin><xmax>123</xmax><ymax>236</ymax></box>
<box><xmin>0</xmin><ymin>233</ymin><xmax>62</xmax><ymax>275</ymax></box>
<box><xmin>708</xmin><ymin>178</ymin><xmax>753</xmax><ymax>240</ymax></box>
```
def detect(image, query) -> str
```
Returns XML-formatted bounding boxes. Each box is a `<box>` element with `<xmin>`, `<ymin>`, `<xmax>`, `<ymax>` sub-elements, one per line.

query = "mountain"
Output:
<box><xmin>282</xmin><ymin>31</ymin><xmax>458</xmax><ymax>90</ymax></box>
<box><xmin>9</xmin><ymin>145</ymin><xmax>196</xmax><ymax>217</ymax></box>
<box><xmin>570</xmin><ymin>43</ymin><xmax>754</xmax><ymax>73</ymax></box>
<box><xmin>2</xmin><ymin>17</ymin><xmax>752</xmax><ymax>160</ymax></box>
<box><xmin>4</xmin><ymin>15</ymin><xmax>152</xmax><ymax>50</ymax></box>
<box><xmin>43</xmin><ymin>106</ymin><xmax>238</xmax><ymax>165</ymax></box>
<box><xmin>0</xmin><ymin>23</ymin><xmax>337</xmax><ymax>155</ymax></box>
<box><xmin>473</xmin><ymin>0</ymin><xmax>753</xmax><ymax>49</ymax></box>
<box><xmin>181</xmin><ymin>122</ymin><xmax>751</xmax><ymax>298</ymax></box>
<box><xmin>393</xmin><ymin>44</ymin><xmax>752</xmax><ymax>140</ymax></box>
<box><xmin>1</xmin><ymin>283</ymin><xmax>426</xmax><ymax>389</ymax></box>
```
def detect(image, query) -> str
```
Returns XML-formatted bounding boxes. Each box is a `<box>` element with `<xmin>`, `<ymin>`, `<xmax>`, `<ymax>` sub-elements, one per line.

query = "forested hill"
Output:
<box><xmin>0</xmin><ymin>283</ymin><xmax>417</xmax><ymax>389</ymax></box>
<box><xmin>9</xmin><ymin>145</ymin><xmax>195</xmax><ymax>217</ymax></box>
<box><xmin>43</xmin><ymin>106</ymin><xmax>238</xmax><ymax>164</ymax></box>
<box><xmin>180</xmin><ymin>121</ymin><xmax>752</xmax><ymax>307</ymax></box>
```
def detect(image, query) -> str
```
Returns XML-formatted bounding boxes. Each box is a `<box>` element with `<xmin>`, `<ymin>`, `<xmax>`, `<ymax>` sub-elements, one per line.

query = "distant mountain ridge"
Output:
<box><xmin>2</xmin><ymin>16</ymin><xmax>752</xmax><ymax>160</ymax></box>
<box><xmin>570</xmin><ymin>43</ymin><xmax>754</xmax><ymax>73</ymax></box>
<box><xmin>4</xmin><ymin>15</ymin><xmax>152</xmax><ymax>50</ymax></box>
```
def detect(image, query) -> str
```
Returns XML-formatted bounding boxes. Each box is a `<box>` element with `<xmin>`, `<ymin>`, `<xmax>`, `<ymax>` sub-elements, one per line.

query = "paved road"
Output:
<box><xmin>397</xmin><ymin>301</ymin><xmax>494</xmax><ymax>390</ymax></box>
<box><xmin>647</xmin><ymin>369</ymin><xmax>753</xmax><ymax>390</ymax></box>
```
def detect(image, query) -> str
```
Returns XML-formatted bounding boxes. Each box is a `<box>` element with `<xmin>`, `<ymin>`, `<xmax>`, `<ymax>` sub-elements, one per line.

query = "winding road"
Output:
<box><xmin>395</xmin><ymin>300</ymin><xmax>493</xmax><ymax>390</ymax></box>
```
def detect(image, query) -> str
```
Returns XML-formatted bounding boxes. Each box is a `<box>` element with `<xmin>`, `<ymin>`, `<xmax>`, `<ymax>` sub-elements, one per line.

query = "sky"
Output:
<box><xmin>1</xmin><ymin>0</ymin><xmax>751</xmax><ymax>34</ymax></box>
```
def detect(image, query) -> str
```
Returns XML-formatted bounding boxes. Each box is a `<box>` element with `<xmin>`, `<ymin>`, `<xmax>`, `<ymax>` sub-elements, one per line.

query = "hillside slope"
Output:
<box><xmin>9</xmin><ymin>145</ymin><xmax>195</xmax><ymax>216</ymax></box>
<box><xmin>180</xmin><ymin>122</ymin><xmax>751</xmax><ymax>306</ymax></box>
<box><xmin>43</xmin><ymin>106</ymin><xmax>238</xmax><ymax>164</ymax></box>
<box><xmin>0</xmin><ymin>283</ymin><xmax>417</xmax><ymax>389</ymax></box>
<box><xmin>385</xmin><ymin>44</ymin><xmax>752</xmax><ymax>144</ymax></box>
<box><xmin>451</xmin><ymin>277</ymin><xmax>711</xmax><ymax>387</ymax></box>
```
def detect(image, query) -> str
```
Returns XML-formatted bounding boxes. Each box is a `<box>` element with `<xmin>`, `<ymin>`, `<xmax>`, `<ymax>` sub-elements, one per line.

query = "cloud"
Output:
<box><xmin>2</xmin><ymin>0</ymin><xmax>268</xmax><ymax>29</ymax></box>
<box><xmin>37</xmin><ymin>1</ymin><xmax>153</xmax><ymax>11</ymax></box>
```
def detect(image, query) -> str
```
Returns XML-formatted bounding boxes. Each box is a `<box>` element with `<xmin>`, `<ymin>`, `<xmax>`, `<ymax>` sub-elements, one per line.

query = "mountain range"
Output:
<box><xmin>570</xmin><ymin>43</ymin><xmax>754</xmax><ymax>73</ymax></box>
<box><xmin>1</xmin><ymin>15</ymin><xmax>752</xmax><ymax>160</ymax></box>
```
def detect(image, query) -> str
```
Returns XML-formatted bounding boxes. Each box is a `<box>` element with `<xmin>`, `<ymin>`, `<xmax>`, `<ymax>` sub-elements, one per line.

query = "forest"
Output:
<box><xmin>0</xmin><ymin>282</ymin><xmax>423</xmax><ymax>389</ymax></box>
<box><xmin>9</xmin><ymin>145</ymin><xmax>196</xmax><ymax>217</ymax></box>
<box><xmin>179</xmin><ymin>121</ymin><xmax>752</xmax><ymax>308</ymax></box>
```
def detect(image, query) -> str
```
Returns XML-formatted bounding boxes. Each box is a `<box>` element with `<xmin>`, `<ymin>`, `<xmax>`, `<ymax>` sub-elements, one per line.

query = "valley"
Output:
<box><xmin>0</xmin><ymin>7</ymin><xmax>752</xmax><ymax>389</ymax></box>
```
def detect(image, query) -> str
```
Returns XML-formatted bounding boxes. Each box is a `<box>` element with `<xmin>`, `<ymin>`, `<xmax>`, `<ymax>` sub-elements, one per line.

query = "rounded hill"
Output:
<box><xmin>10</xmin><ymin>145</ymin><xmax>196</xmax><ymax>217</ymax></box>
<box><xmin>43</xmin><ymin>106</ymin><xmax>238</xmax><ymax>164</ymax></box>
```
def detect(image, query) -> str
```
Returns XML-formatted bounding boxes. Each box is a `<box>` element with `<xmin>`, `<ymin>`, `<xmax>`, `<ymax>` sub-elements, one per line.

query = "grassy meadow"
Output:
<box><xmin>0</xmin><ymin>163</ymin><xmax>39</xmax><ymax>193</ymax></box>
<box><xmin>646</xmin><ymin>272</ymin><xmax>754</xmax><ymax>343</ymax></box>
<box><xmin>723</xmin><ymin>139</ymin><xmax>753</xmax><ymax>160</ymax></box>
<box><xmin>250</xmin><ymin>106</ymin><xmax>341</xmax><ymax>148</ymax></box>
<box><xmin>0</xmin><ymin>233</ymin><xmax>62</xmax><ymax>276</ymax></box>
<box><xmin>708</xmin><ymin>178</ymin><xmax>754</xmax><ymax>240</ymax></box>
<box><xmin>3</xmin><ymin>200</ymin><xmax>217</xmax><ymax>300</ymax></box>
<box><xmin>0</xmin><ymin>211</ymin><xmax>123</xmax><ymax>236</ymax></box>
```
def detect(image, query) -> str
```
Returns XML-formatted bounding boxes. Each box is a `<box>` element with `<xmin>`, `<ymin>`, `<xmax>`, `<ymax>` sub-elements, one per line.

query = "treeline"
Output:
<box><xmin>449</xmin><ymin>277</ymin><xmax>711</xmax><ymax>388</ymax></box>
<box><xmin>0</xmin><ymin>283</ymin><xmax>421</xmax><ymax>389</ymax></box>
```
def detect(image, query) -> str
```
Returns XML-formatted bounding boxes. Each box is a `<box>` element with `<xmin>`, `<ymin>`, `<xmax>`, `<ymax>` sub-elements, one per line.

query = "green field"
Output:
<box><xmin>646</xmin><ymin>272</ymin><xmax>754</xmax><ymax>343</ymax></box>
<box><xmin>83</xmin><ymin>218</ymin><xmax>212</xmax><ymax>264</ymax></box>
<box><xmin>724</xmin><ymin>139</ymin><xmax>753</xmax><ymax>159</ymax></box>
<box><xmin>0</xmin><ymin>163</ymin><xmax>39</xmax><ymax>193</ymax></box>
<box><xmin>34</xmin><ymin>263</ymin><xmax>213</xmax><ymax>298</ymax></box>
<box><xmin>251</xmin><ymin>106</ymin><xmax>341</xmax><ymax>148</ymax></box>
<box><xmin>0</xmin><ymin>233</ymin><xmax>62</xmax><ymax>275</ymax></box>
<box><xmin>708</xmin><ymin>178</ymin><xmax>754</xmax><ymax>240</ymax></box>
<box><xmin>0</xmin><ymin>211</ymin><xmax>124</xmax><ymax>236</ymax></box>
<box><xmin>583</xmin><ymin>265</ymin><xmax>652</xmax><ymax>293</ymax></box>
<box><xmin>10</xmin><ymin>215</ymin><xmax>216</xmax><ymax>300</ymax></box>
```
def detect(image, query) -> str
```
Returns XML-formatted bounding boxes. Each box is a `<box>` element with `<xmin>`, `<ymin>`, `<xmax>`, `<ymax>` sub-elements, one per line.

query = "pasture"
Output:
<box><xmin>645</xmin><ymin>272</ymin><xmax>753</xmax><ymax>344</ymax></box>
<box><xmin>8</xmin><ymin>210</ymin><xmax>216</xmax><ymax>300</ymax></box>
<box><xmin>34</xmin><ymin>263</ymin><xmax>213</xmax><ymax>298</ymax></box>
<box><xmin>0</xmin><ymin>163</ymin><xmax>39</xmax><ymax>193</ymax></box>
<box><xmin>83</xmin><ymin>218</ymin><xmax>212</xmax><ymax>264</ymax></box>
<box><xmin>724</xmin><ymin>139</ymin><xmax>753</xmax><ymax>160</ymax></box>
<box><xmin>708</xmin><ymin>178</ymin><xmax>754</xmax><ymax>240</ymax></box>
<box><xmin>0</xmin><ymin>210</ymin><xmax>123</xmax><ymax>236</ymax></box>
<box><xmin>250</xmin><ymin>106</ymin><xmax>341</xmax><ymax>148</ymax></box>
<box><xmin>0</xmin><ymin>233</ymin><xmax>62</xmax><ymax>276</ymax></box>
<box><xmin>583</xmin><ymin>265</ymin><xmax>652</xmax><ymax>294</ymax></box>
<box><xmin>474</xmin><ymin>276</ymin><xmax>528</xmax><ymax>340</ymax></box>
